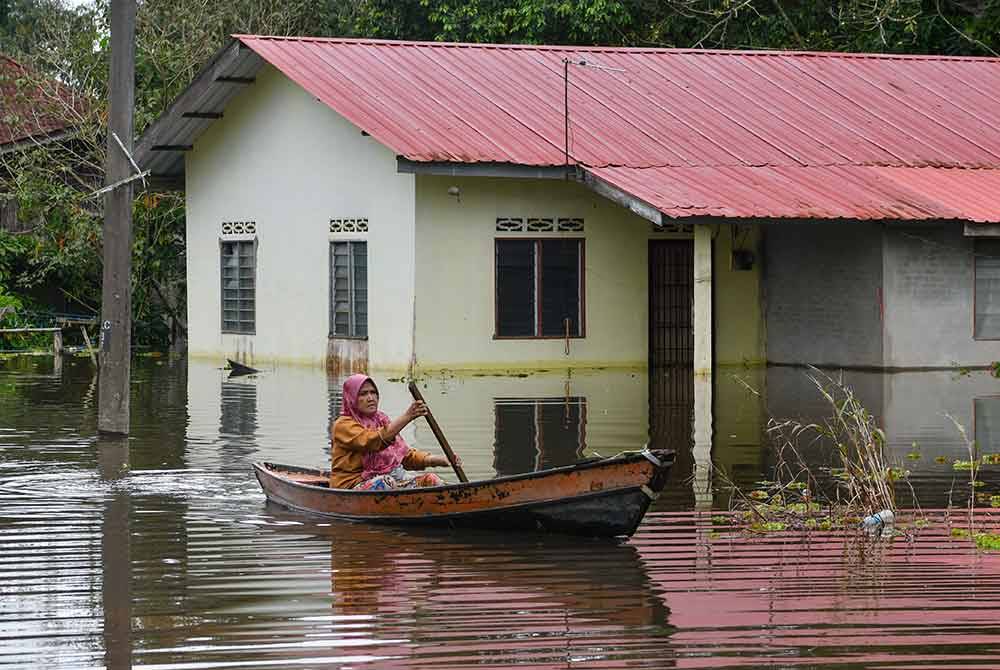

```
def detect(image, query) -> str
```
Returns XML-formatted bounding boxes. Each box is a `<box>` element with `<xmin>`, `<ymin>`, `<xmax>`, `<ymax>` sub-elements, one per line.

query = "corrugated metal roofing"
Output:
<box><xmin>238</xmin><ymin>36</ymin><xmax>1000</xmax><ymax>169</ymax></box>
<box><xmin>141</xmin><ymin>36</ymin><xmax>1000</xmax><ymax>222</ymax></box>
<box><xmin>588</xmin><ymin>165</ymin><xmax>1000</xmax><ymax>221</ymax></box>
<box><xmin>0</xmin><ymin>55</ymin><xmax>83</xmax><ymax>148</ymax></box>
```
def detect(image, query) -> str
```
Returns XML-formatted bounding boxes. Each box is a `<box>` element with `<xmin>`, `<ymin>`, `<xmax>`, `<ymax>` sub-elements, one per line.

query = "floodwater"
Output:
<box><xmin>2</xmin><ymin>356</ymin><xmax>1000</xmax><ymax>669</ymax></box>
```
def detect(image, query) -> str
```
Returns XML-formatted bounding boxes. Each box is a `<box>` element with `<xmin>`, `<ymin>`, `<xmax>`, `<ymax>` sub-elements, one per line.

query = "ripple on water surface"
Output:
<box><xmin>1</xmin><ymin>357</ymin><xmax>1000</xmax><ymax>668</ymax></box>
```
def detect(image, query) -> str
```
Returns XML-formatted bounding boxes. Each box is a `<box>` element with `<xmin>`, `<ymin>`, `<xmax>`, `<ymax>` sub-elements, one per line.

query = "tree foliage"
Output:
<box><xmin>332</xmin><ymin>0</ymin><xmax>1000</xmax><ymax>55</ymax></box>
<box><xmin>1</xmin><ymin>0</ymin><xmax>998</xmax><ymax>348</ymax></box>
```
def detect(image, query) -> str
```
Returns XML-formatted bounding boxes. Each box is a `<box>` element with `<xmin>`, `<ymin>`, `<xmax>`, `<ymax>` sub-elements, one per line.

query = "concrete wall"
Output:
<box><xmin>185</xmin><ymin>65</ymin><xmax>415</xmax><ymax>367</ymax></box>
<box><xmin>412</xmin><ymin>175</ymin><xmax>655</xmax><ymax>371</ymax></box>
<box><xmin>764</xmin><ymin>223</ymin><xmax>884</xmax><ymax>367</ymax></box>
<box><xmin>715</xmin><ymin>223</ymin><xmax>765</xmax><ymax>366</ymax></box>
<box><xmin>182</xmin><ymin>64</ymin><xmax>767</xmax><ymax>372</ymax></box>
<box><xmin>883</xmin><ymin>224</ymin><xmax>1000</xmax><ymax>368</ymax></box>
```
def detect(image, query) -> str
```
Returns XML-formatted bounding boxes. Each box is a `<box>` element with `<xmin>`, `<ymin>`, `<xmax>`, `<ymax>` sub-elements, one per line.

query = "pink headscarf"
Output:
<box><xmin>341</xmin><ymin>374</ymin><xmax>410</xmax><ymax>480</ymax></box>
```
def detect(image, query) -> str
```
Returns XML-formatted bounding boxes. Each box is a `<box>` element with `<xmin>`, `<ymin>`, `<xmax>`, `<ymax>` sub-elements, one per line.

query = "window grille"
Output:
<box><xmin>526</xmin><ymin>217</ymin><xmax>555</xmax><ymax>232</ymax></box>
<box><xmin>330</xmin><ymin>218</ymin><xmax>369</xmax><ymax>234</ymax></box>
<box><xmin>220</xmin><ymin>240</ymin><xmax>256</xmax><ymax>334</ymax></box>
<box><xmin>330</xmin><ymin>241</ymin><xmax>368</xmax><ymax>338</ymax></box>
<box><xmin>650</xmin><ymin>221</ymin><xmax>693</xmax><ymax>234</ymax></box>
<box><xmin>975</xmin><ymin>239</ymin><xmax>1000</xmax><ymax>338</ymax></box>
<box><xmin>557</xmin><ymin>218</ymin><xmax>584</xmax><ymax>232</ymax></box>
<box><xmin>495</xmin><ymin>239</ymin><xmax>584</xmax><ymax>338</ymax></box>
<box><xmin>497</xmin><ymin>217</ymin><xmax>583</xmax><ymax>233</ymax></box>
<box><xmin>496</xmin><ymin>217</ymin><xmax>525</xmax><ymax>232</ymax></box>
<box><xmin>221</xmin><ymin>220</ymin><xmax>256</xmax><ymax>236</ymax></box>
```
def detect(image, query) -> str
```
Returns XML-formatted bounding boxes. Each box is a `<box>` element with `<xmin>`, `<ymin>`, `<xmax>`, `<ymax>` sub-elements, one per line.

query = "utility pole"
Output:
<box><xmin>98</xmin><ymin>0</ymin><xmax>137</xmax><ymax>435</ymax></box>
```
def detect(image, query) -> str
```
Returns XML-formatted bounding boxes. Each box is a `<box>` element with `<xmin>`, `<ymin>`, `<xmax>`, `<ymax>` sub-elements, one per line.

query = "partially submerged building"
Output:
<box><xmin>137</xmin><ymin>37</ymin><xmax>1000</xmax><ymax>373</ymax></box>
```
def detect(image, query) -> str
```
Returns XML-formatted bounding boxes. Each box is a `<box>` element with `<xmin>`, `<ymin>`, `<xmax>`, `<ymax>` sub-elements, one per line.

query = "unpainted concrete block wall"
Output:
<box><xmin>763</xmin><ymin>223</ymin><xmax>884</xmax><ymax>367</ymax></box>
<box><xmin>883</xmin><ymin>224</ymin><xmax>1000</xmax><ymax>368</ymax></box>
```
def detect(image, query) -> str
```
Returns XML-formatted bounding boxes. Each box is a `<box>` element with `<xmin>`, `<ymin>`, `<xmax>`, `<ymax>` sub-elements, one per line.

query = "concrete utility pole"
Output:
<box><xmin>98</xmin><ymin>0</ymin><xmax>137</xmax><ymax>435</ymax></box>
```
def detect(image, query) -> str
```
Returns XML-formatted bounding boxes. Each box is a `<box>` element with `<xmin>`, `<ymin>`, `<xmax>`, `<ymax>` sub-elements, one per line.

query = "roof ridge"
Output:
<box><xmin>233</xmin><ymin>34</ymin><xmax>1000</xmax><ymax>63</ymax></box>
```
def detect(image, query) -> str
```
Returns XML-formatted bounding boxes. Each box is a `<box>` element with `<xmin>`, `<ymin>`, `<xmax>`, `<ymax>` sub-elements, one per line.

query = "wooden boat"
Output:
<box><xmin>253</xmin><ymin>449</ymin><xmax>674</xmax><ymax>538</ymax></box>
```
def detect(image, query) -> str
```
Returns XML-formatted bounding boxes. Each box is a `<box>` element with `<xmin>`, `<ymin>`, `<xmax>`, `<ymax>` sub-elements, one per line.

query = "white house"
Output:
<box><xmin>137</xmin><ymin>36</ymin><xmax>1000</xmax><ymax>374</ymax></box>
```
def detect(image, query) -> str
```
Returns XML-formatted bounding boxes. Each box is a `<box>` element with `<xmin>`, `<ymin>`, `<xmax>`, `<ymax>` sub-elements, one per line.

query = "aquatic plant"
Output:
<box><xmin>768</xmin><ymin>369</ymin><xmax>897</xmax><ymax>516</ymax></box>
<box><xmin>944</xmin><ymin>413</ymin><xmax>980</xmax><ymax>535</ymax></box>
<box><xmin>975</xmin><ymin>533</ymin><xmax>1000</xmax><ymax>551</ymax></box>
<box><xmin>950</xmin><ymin>528</ymin><xmax>1000</xmax><ymax>551</ymax></box>
<box><xmin>717</xmin><ymin>369</ymin><xmax>939</xmax><ymax>539</ymax></box>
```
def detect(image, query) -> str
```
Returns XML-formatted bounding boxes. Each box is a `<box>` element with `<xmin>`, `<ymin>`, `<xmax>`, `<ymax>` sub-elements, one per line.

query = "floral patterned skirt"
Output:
<box><xmin>353</xmin><ymin>465</ymin><xmax>445</xmax><ymax>491</ymax></box>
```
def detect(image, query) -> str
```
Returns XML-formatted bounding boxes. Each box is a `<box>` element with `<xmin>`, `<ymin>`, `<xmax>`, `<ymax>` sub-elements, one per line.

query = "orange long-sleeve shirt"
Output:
<box><xmin>329</xmin><ymin>416</ymin><xmax>433</xmax><ymax>489</ymax></box>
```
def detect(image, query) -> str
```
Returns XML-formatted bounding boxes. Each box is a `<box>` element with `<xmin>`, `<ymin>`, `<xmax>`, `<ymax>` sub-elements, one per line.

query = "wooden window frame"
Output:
<box><xmin>220</xmin><ymin>239</ymin><xmax>256</xmax><ymax>335</ymax></box>
<box><xmin>329</xmin><ymin>240</ymin><xmax>368</xmax><ymax>340</ymax></box>
<box><xmin>493</xmin><ymin>237</ymin><xmax>586</xmax><ymax>340</ymax></box>
<box><xmin>973</xmin><ymin>239</ymin><xmax>1000</xmax><ymax>341</ymax></box>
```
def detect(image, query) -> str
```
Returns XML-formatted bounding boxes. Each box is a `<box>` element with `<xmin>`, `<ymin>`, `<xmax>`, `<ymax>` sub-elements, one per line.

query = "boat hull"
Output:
<box><xmin>253</xmin><ymin>450</ymin><xmax>674</xmax><ymax>538</ymax></box>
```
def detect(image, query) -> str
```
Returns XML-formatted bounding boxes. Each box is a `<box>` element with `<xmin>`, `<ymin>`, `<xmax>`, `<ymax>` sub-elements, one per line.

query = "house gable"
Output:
<box><xmin>184</xmin><ymin>63</ymin><xmax>415</xmax><ymax>367</ymax></box>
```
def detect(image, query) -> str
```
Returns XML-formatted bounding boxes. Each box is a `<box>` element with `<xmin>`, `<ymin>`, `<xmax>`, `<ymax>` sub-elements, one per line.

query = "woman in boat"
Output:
<box><xmin>330</xmin><ymin>374</ymin><xmax>455</xmax><ymax>490</ymax></box>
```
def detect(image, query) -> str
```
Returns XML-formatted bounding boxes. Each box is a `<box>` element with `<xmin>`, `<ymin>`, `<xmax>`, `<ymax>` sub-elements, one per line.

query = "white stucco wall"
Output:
<box><xmin>412</xmin><ymin>175</ymin><xmax>657</xmax><ymax>371</ymax></box>
<box><xmin>185</xmin><ymin>65</ymin><xmax>415</xmax><ymax>367</ymax></box>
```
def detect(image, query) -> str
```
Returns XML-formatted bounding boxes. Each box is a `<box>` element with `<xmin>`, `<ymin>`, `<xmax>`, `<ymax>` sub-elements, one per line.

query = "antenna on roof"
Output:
<box><xmin>562</xmin><ymin>58</ymin><xmax>626</xmax><ymax>175</ymax></box>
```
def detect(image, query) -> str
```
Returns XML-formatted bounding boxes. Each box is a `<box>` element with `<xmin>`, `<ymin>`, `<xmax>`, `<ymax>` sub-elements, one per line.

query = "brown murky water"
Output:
<box><xmin>2</xmin><ymin>356</ymin><xmax>1000</xmax><ymax>669</ymax></box>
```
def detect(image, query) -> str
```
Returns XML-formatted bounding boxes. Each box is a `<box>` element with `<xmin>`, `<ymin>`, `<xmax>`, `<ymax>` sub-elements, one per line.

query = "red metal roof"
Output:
<box><xmin>0</xmin><ymin>55</ymin><xmax>82</xmax><ymax>148</ymax></box>
<box><xmin>234</xmin><ymin>36</ymin><xmax>1000</xmax><ymax>221</ymax></box>
<box><xmin>588</xmin><ymin>164</ymin><xmax>1000</xmax><ymax>221</ymax></box>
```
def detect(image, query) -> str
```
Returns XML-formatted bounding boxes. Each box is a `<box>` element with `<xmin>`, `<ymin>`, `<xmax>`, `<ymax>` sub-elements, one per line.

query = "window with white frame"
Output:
<box><xmin>220</xmin><ymin>240</ymin><xmax>256</xmax><ymax>334</ymax></box>
<box><xmin>495</xmin><ymin>239</ymin><xmax>584</xmax><ymax>338</ymax></box>
<box><xmin>330</xmin><ymin>241</ymin><xmax>367</xmax><ymax>338</ymax></box>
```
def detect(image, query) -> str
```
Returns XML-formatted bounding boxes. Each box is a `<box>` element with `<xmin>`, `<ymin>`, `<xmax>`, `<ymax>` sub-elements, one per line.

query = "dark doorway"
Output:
<box><xmin>648</xmin><ymin>240</ymin><xmax>695</xmax><ymax>507</ymax></box>
<box><xmin>649</xmin><ymin>240</ymin><xmax>694</xmax><ymax>368</ymax></box>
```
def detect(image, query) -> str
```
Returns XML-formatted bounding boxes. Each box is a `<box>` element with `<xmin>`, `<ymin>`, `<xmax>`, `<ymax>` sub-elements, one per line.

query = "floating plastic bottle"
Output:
<box><xmin>860</xmin><ymin>509</ymin><xmax>895</xmax><ymax>529</ymax></box>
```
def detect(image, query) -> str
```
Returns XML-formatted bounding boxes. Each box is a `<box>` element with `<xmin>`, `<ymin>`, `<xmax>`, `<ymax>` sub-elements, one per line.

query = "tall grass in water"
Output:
<box><xmin>943</xmin><ymin>414</ymin><xmax>979</xmax><ymax>534</ymax></box>
<box><xmin>754</xmin><ymin>368</ymin><xmax>897</xmax><ymax>524</ymax></box>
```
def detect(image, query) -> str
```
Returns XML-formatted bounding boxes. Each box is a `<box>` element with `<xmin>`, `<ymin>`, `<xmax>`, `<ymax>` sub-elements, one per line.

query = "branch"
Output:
<box><xmin>935</xmin><ymin>0</ymin><xmax>999</xmax><ymax>56</ymax></box>
<box><xmin>150</xmin><ymin>278</ymin><xmax>188</xmax><ymax>335</ymax></box>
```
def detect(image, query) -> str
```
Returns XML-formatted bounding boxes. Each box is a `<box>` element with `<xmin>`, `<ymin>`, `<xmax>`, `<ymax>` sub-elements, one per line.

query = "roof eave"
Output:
<box><xmin>134</xmin><ymin>39</ymin><xmax>264</xmax><ymax>186</ymax></box>
<box><xmin>0</xmin><ymin>127</ymin><xmax>78</xmax><ymax>156</ymax></box>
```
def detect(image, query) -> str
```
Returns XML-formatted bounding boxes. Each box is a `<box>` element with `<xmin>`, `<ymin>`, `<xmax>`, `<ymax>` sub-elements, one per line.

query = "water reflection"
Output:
<box><xmin>317</xmin><ymin>513</ymin><xmax>676</xmax><ymax>666</ymax></box>
<box><xmin>493</xmin><ymin>396</ymin><xmax>587</xmax><ymax>475</ymax></box>
<box><xmin>97</xmin><ymin>437</ymin><xmax>130</xmax><ymax>670</ymax></box>
<box><xmin>219</xmin><ymin>377</ymin><xmax>258</xmax><ymax>463</ymax></box>
<box><xmin>2</xmin><ymin>357</ymin><xmax>1000</xmax><ymax>669</ymax></box>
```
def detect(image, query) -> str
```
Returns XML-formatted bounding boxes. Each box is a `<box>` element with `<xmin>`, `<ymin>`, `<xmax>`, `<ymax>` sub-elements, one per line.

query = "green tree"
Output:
<box><xmin>0</xmin><ymin>0</ymin><xmax>331</xmax><ymax>349</ymax></box>
<box><xmin>333</xmin><ymin>0</ymin><xmax>999</xmax><ymax>55</ymax></box>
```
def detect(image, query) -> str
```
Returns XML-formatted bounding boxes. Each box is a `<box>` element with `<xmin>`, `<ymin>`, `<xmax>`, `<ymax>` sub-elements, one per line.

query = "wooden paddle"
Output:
<box><xmin>408</xmin><ymin>381</ymin><xmax>468</xmax><ymax>483</ymax></box>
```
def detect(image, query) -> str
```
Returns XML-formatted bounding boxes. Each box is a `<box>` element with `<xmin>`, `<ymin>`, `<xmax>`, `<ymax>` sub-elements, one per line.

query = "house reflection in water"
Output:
<box><xmin>493</xmin><ymin>396</ymin><xmax>587</xmax><ymax>475</ymax></box>
<box><xmin>326</xmin><ymin>521</ymin><xmax>675</xmax><ymax>665</ymax></box>
<box><xmin>219</xmin><ymin>375</ymin><xmax>258</xmax><ymax>458</ymax></box>
<box><xmin>488</xmin><ymin>367</ymin><xmax>702</xmax><ymax>509</ymax></box>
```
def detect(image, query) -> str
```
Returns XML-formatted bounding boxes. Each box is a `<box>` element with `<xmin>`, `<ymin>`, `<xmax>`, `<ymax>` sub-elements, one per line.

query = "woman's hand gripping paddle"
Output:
<box><xmin>407</xmin><ymin>382</ymin><xmax>468</xmax><ymax>483</ymax></box>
